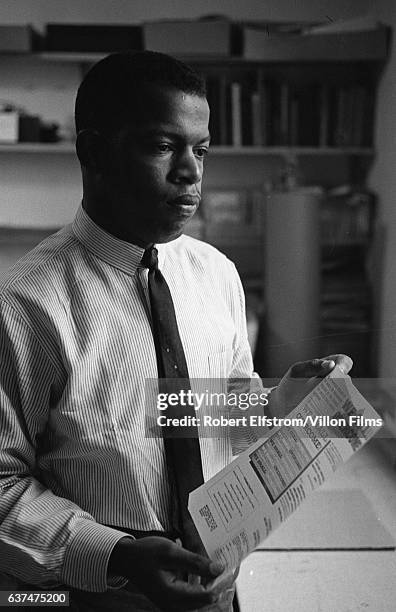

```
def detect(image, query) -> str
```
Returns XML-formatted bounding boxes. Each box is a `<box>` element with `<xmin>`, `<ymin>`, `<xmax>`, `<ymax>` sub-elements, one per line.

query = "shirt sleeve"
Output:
<box><xmin>0</xmin><ymin>299</ymin><xmax>130</xmax><ymax>592</ymax></box>
<box><xmin>225</xmin><ymin>263</ymin><xmax>273</xmax><ymax>454</ymax></box>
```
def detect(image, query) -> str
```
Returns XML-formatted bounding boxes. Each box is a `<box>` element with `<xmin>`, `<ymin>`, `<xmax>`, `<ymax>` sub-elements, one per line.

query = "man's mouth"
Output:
<box><xmin>167</xmin><ymin>194</ymin><xmax>200</xmax><ymax>208</ymax></box>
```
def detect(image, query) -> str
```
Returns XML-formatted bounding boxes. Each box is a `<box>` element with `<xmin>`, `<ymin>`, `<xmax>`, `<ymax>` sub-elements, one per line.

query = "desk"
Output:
<box><xmin>236</xmin><ymin>437</ymin><xmax>396</xmax><ymax>611</ymax></box>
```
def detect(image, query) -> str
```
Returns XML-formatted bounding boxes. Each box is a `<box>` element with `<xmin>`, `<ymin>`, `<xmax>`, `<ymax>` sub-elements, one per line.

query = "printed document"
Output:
<box><xmin>188</xmin><ymin>367</ymin><xmax>382</xmax><ymax>569</ymax></box>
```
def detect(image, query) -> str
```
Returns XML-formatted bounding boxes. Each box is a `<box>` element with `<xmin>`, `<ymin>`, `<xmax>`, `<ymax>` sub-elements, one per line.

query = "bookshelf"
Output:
<box><xmin>1</xmin><ymin>37</ymin><xmax>386</xmax><ymax>153</ymax></box>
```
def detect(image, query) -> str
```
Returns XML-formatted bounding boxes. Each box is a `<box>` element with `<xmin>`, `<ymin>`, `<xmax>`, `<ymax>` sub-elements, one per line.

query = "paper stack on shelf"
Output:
<box><xmin>143</xmin><ymin>19</ymin><xmax>232</xmax><ymax>56</ymax></box>
<box><xmin>45</xmin><ymin>24</ymin><xmax>143</xmax><ymax>52</ymax></box>
<box><xmin>0</xmin><ymin>25</ymin><xmax>42</xmax><ymax>52</ymax></box>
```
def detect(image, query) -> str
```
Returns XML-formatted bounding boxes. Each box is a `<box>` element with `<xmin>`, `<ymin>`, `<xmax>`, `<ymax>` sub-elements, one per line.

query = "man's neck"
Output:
<box><xmin>81</xmin><ymin>197</ymin><xmax>153</xmax><ymax>248</ymax></box>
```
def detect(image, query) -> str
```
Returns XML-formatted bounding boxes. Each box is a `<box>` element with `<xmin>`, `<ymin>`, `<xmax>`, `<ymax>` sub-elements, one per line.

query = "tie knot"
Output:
<box><xmin>141</xmin><ymin>246</ymin><xmax>158</xmax><ymax>271</ymax></box>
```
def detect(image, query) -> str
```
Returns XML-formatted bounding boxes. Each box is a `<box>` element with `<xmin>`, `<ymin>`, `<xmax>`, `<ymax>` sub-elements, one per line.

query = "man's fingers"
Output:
<box><xmin>166</xmin><ymin>546</ymin><xmax>223</xmax><ymax>580</ymax></box>
<box><xmin>289</xmin><ymin>358</ymin><xmax>333</xmax><ymax>379</ymax></box>
<box><xmin>165</xmin><ymin>577</ymin><xmax>217</xmax><ymax>609</ymax></box>
<box><xmin>324</xmin><ymin>354</ymin><xmax>353</xmax><ymax>375</ymax></box>
<box><xmin>206</xmin><ymin>567</ymin><xmax>238</xmax><ymax>596</ymax></box>
<box><xmin>289</xmin><ymin>354</ymin><xmax>353</xmax><ymax>379</ymax></box>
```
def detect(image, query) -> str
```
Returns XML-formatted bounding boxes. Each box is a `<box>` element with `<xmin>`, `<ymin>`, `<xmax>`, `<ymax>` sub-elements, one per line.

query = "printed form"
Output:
<box><xmin>188</xmin><ymin>367</ymin><xmax>382</xmax><ymax>570</ymax></box>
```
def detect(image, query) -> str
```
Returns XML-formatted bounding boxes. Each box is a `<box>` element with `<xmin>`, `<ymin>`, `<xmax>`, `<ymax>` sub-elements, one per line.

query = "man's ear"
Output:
<box><xmin>76</xmin><ymin>129</ymin><xmax>110</xmax><ymax>173</ymax></box>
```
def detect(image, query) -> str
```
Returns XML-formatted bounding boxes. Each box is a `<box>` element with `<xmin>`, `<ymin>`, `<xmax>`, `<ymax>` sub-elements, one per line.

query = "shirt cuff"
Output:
<box><xmin>61</xmin><ymin>521</ymin><xmax>134</xmax><ymax>592</ymax></box>
<box><xmin>106</xmin><ymin>575</ymin><xmax>130</xmax><ymax>590</ymax></box>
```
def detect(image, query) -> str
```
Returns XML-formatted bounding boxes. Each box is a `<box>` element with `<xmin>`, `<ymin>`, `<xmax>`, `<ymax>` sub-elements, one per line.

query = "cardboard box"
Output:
<box><xmin>0</xmin><ymin>25</ymin><xmax>42</xmax><ymax>52</ymax></box>
<box><xmin>45</xmin><ymin>24</ymin><xmax>143</xmax><ymax>52</ymax></box>
<box><xmin>143</xmin><ymin>20</ymin><xmax>232</xmax><ymax>56</ymax></box>
<box><xmin>19</xmin><ymin>115</ymin><xmax>41</xmax><ymax>142</ymax></box>
<box><xmin>243</xmin><ymin>27</ymin><xmax>388</xmax><ymax>61</ymax></box>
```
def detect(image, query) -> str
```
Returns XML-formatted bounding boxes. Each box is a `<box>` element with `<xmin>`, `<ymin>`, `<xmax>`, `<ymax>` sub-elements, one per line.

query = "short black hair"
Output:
<box><xmin>75</xmin><ymin>50</ymin><xmax>206</xmax><ymax>134</ymax></box>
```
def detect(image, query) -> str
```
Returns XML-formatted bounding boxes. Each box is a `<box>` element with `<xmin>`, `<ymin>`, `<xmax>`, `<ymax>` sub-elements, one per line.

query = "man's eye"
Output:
<box><xmin>194</xmin><ymin>147</ymin><xmax>209</xmax><ymax>159</ymax></box>
<box><xmin>155</xmin><ymin>143</ymin><xmax>173</xmax><ymax>153</ymax></box>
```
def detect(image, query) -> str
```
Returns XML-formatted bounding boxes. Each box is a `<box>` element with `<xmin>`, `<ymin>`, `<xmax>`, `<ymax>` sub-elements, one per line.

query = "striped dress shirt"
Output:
<box><xmin>0</xmin><ymin>205</ymin><xmax>261</xmax><ymax>593</ymax></box>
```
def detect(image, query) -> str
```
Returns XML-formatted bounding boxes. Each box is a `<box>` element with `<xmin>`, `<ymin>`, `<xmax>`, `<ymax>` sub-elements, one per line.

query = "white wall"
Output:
<box><xmin>369</xmin><ymin>1</ymin><xmax>396</xmax><ymax>377</ymax></box>
<box><xmin>0</xmin><ymin>55</ymin><xmax>81</xmax><ymax>227</ymax></box>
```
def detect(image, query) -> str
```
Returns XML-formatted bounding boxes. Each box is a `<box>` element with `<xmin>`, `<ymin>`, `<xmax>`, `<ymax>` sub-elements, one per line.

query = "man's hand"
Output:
<box><xmin>108</xmin><ymin>536</ymin><xmax>228</xmax><ymax>611</ymax></box>
<box><xmin>268</xmin><ymin>354</ymin><xmax>353</xmax><ymax>418</ymax></box>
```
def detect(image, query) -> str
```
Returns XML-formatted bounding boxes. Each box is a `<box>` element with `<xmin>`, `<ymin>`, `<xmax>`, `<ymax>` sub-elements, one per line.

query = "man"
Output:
<box><xmin>0</xmin><ymin>51</ymin><xmax>351</xmax><ymax>611</ymax></box>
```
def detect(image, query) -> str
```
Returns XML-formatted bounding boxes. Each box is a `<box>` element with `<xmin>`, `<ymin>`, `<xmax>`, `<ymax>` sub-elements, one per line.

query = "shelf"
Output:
<box><xmin>36</xmin><ymin>32</ymin><xmax>387</xmax><ymax>65</ymax></box>
<box><xmin>38</xmin><ymin>52</ymin><xmax>274</xmax><ymax>66</ymax></box>
<box><xmin>0</xmin><ymin>143</ymin><xmax>75</xmax><ymax>153</ymax></box>
<box><xmin>209</xmin><ymin>146</ymin><xmax>374</xmax><ymax>156</ymax></box>
<box><xmin>0</xmin><ymin>143</ymin><xmax>374</xmax><ymax>156</ymax></box>
<box><xmin>38</xmin><ymin>52</ymin><xmax>107</xmax><ymax>63</ymax></box>
<box><xmin>37</xmin><ymin>52</ymin><xmax>254</xmax><ymax>65</ymax></box>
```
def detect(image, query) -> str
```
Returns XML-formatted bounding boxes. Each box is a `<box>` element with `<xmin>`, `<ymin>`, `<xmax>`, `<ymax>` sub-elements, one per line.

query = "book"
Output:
<box><xmin>205</xmin><ymin>76</ymin><xmax>221</xmax><ymax>146</ymax></box>
<box><xmin>334</xmin><ymin>87</ymin><xmax>348</xmax><ymax>146</ymax></box>
<box><xmin>259</xmin><ymin>80</ymin><xmax>270</xmax><ymax>146</ymax></box>
<box><xmin>279</xmin><ymin>82</ymin><xmax>289</xmax><ymax>145</ymax></box>
<box><xmin>362</xmin><ymin>89</ymin><xmax>375</xmax><ymax>147</ymax></box>
<box><xmin>251</xmin><ymin>92</ymin><xmax>262</xmax><ymax>146</ymax></box>
<box><xmin>319</xmin><ymin>85</ymin><xmax>329</xmax><ymax>147</ymax></box>
<box><xmin>298</xmin><ymin>84</ymin><xmax>320</xmax><ymax>146</ymax></box>
<box><xmin>241</xmin><ymin>82</ymin><xmax>253</xmax><ymax>146</ymax></box>
<box><xmin>351</xmin><ymin>87</ymin><xmax>365</xmax><ymax>147</ymax></box>
<box><xmin>268</xmin><ymin>81</ymin><xmax>281</xmax><ymax>145</ymax></box>
<box><xmin>219</xmin><ymin>75</ymin><xmax>230</xmax><ymax>146</ymax></box>
<box><xmin>231</xmin><ymin>82</ymin><xmax>242</xmax><ymax>147</ymax></box>
<box><xmin>289</xmin><ymin>93</ymin><xmax>299</xmax><ymax>146</ymax></box>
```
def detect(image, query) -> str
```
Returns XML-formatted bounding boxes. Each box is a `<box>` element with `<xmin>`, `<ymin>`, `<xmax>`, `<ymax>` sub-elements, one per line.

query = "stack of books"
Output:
<box><xmin>205</xmin><ymin>76</ymin><xmax>375</xmax><ymax>147</ymax></box>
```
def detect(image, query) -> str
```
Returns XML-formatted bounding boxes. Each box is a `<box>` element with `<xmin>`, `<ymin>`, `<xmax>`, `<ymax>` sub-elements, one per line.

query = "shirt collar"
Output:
<box><xmin>72</xmin><ymin>204</ymin><xmax>182</xmax><ymax>276</ymax></box>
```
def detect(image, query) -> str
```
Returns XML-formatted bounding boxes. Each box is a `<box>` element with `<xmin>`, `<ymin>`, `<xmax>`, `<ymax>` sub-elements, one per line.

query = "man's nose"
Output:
<box><xmin>171</xmin><ymin>149</ymin><xmax>202</xmax><ymax>184</ymax></box>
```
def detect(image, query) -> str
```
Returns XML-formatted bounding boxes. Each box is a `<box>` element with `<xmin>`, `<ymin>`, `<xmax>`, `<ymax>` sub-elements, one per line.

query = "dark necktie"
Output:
<box><xmin>141</xmin><ymin>246</ymin><xmax>206</xmax><ymax>555</ymax></box>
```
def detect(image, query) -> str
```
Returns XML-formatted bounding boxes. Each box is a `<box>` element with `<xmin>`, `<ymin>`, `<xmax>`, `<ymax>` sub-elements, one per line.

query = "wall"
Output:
<box><xmin>369</xmin><ymin>1</ymin><xmax>396</xmax><ymax>377</ymax></box>
<box><xmin>0</xmin><ymin>53</ymin><xmax>81</xmax><ymax>227</ymax></box>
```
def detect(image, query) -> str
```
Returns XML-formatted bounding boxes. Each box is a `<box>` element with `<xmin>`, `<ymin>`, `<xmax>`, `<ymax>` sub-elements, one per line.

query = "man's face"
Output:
<box><xmin>102</xmin><ymin>85</ymin><xmax>210</xmax><ymax>245</ymax></box>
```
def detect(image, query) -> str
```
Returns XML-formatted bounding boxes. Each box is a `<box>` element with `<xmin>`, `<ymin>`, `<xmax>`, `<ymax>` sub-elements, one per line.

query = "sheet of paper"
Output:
<box><xmin>189</xmin><ymin>368</ymin><xmax>383</xmax><ymax>569</ymax></box>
